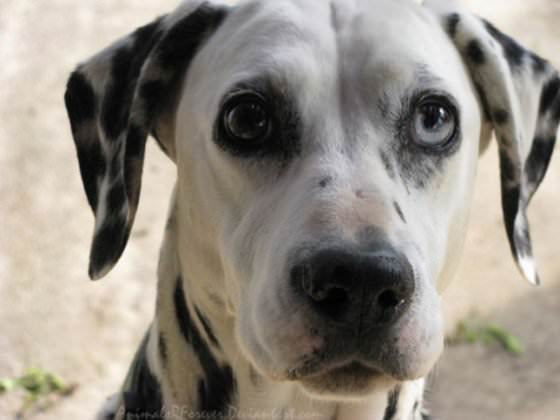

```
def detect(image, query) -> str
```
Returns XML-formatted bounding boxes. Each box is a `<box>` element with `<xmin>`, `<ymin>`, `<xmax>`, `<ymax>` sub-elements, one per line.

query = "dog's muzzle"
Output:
<box><xmin>287</xmin><ymin>242</ymin><xmax>418</xmax><ymax>384</ymax></box>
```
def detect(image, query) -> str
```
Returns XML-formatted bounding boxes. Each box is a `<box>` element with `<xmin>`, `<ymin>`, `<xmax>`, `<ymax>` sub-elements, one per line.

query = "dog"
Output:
<box><xmin>64</xmin><ymin>0</ymin><xmax>560</xmax><ymax>419</ymax></box>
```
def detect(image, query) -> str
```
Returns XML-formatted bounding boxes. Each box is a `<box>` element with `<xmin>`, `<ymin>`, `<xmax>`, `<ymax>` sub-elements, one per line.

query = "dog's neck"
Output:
<box><xmin>146</xmin><ymin>197</ymin><xmax>427</xmax><ymax>420</ymax></box>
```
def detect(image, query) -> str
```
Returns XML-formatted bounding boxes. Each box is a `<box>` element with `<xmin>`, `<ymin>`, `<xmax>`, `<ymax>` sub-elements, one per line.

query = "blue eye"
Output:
<box><xmin>411</xmin><ymin>99</ymin><xmax>457</xmax><ymax>148</ymax></box>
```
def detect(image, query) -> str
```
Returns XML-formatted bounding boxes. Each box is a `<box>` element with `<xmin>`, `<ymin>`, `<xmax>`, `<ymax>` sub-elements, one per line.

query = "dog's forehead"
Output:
<box><xmin>195</xmin><ymin>0</ymin><xmax>467</xmax><ymax>110</ymax></box>
<box><xmin>184</xmin><ymin>0</ymin><xmax>476</xmax><ymax>147</ymax></box>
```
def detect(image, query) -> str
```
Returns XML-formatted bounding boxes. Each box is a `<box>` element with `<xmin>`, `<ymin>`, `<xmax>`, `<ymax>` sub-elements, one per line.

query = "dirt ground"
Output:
<box><xmin>1</xmin><ymin>1</ymin><xmax>559</xmax><ymax>419</ymax></box>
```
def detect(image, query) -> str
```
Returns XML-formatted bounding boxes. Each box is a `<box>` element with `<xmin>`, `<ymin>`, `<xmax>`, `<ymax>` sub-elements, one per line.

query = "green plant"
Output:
<box><xmin>450</xmin><ymin>320</ymin><xmax>525</xmax><ymax>355</ymax></box>
<box><xmin>0</xmin><ymin>368</ymin><xmax>77</xmax><ymax>416</ymax></box>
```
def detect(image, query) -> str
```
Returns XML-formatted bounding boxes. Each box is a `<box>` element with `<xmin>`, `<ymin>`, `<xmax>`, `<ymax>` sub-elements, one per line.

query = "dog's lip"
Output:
<box><xmin>287</xmin><ymin>357</ymin><xmax>382</xmax><ymax>381</ymax></box>
<box><xmin>324</xmin><ymin>361</ymin><xmax>383</xmax><ymax>379</ymax></box>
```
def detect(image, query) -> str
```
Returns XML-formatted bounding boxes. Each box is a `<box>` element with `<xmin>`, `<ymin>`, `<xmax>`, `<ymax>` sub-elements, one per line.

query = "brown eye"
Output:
<box><xmin>411</xmin><ymin>98</ymin><xmax>457</xmax><ymax>148</ymax></box>
<box><xmin>224</xmin><ymin>96</ymin><xmax>270</xmax><ymax>144</ymax></box>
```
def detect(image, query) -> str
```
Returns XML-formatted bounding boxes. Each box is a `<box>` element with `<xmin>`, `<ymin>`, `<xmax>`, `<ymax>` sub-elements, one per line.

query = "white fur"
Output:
<box><xmin>72</xmin><ymin>0</ymin><xmax>557</xmax><ymax>418</ymax></box>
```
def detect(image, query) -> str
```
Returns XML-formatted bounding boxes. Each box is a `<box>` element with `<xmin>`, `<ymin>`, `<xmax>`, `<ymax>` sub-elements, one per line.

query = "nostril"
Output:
<box><xmin>295</xmin><ymin>260</ymin><xmax>354</xmax><ymax>320</ymax></box>
<box><xmin>377</xmin><ymin>289</ymin><xmax>403</xmax><ymax>309</ymax></box>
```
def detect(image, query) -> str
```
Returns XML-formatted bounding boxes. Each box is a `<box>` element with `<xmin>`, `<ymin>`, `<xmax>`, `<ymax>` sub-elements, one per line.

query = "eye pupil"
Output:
<box><xmin>225</xmin><ymin>100</ymin><xmax>269</xmax><ymax>142</ymax></box>
<box><xmin>421</xmin><ymin>104</ymin><xmax>449</xmax><ymax>131</ymax></box>
<box><xmin>412</xmin><ymin>98</ymin><xmax>457</xmax><ymax>148</ymax></box>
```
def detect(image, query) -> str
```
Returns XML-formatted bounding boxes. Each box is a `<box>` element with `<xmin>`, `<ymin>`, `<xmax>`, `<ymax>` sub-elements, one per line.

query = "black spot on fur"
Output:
<box><xmin>553</xmin><ymin>97</ymin><xmax>560</xmax><ymax>122</ymax></box>
<box><xmin>156</xmin><ymin>4</ymin><xmax>227</xmax><ymax>72</ymax></box>
<box><xmin>174</xmin><ymin>278</ymin><xmax>237</xmax><ymax>415</ymax></box>
<box><xmin>123</xmin><ymin>332</ymin><xmax>163</xmax><ymax>419</ymax></box>
<box><xmin>466</xmin><ymin>40</ymin><xmax>485</xmax><ymax>65</ymax></box>
<box><xmin>531</xmin><ymin>53</ymin><xmax>548</xmax><ymax>74</ymax></box>
<box><xmin>421</xmin><ymin>414</ymin><xmax>433</xmax><ymax>420</ymax></box>
<box><xmin>446</xmin><ymin>13</ymin><xmax>460</xmax><ymax>38</ymax></box>
<box><xmin>319</xmin><ymin>176</ymin><xmax>332</xmax><ymax>188</ymax></box>
<box><xmin>107</xmin><ymin>184</ymin><xmax>127</xmax><ymax>216</ymax></box>
<box><xmin>383</xmin><ymin>386</ymin><xmax>400</xmax><ymax>420</ymax></box>
<box><xmin>101</xmin><ymin>19</ymin><xmax>164</xmax><ymax>140</ymax></box>
<box><xmin>539</xmin><ymin>76</ymin><xmax>560</xmax><ymax>116</ymax></box>
<box><xmin>65</xmin><ymin>72</ymin><xmax>105</xmax><ymax>211</ymax></box>
<box><xmin>66</xmin><ymin>4</ymin><xmax>229</xmax><ymax>279</ymax></box>
<box><xmin>553</xmin><ymin>101</ymin><xmax>560</xmax><ymax>123</ymax></box>
<box><xmin>139</xmin><ymin>80</ymin><xmax>168</xmax><ymax>122</ymax></box>
<box><xmin>525</xmin><ymin>136</ymin><xmax>556</xmax><ymax>192</ymax></box>
<box><xmin>474</xmin><ymin>81</ymin><xmax>492</xmax><ymax>121</ymax></box>
<box><xmin>195</xmin><ymin>306</ymin><xmax>220</xmax><ymax>348</ymax></box>
<box><xmin>137</xmin><ymin>80</ymin><xmax>172</xmax><ymax>154</ymax></box>
<box><xmin>150</xmin><ymin>129</ymin><xmax>169</xmax><ymax>155</ymax></box>
<box><xmin>124</xmin><ymin>123</ymin><xmax>148</xmax><ymax>204</ymax></box>
<box><xmin>380</xmin><ymin>149</ymin><xmax>396</xmax><ymax>180</ymax></box>
<box><xmin>483</xmin><ymin>19</ymin><xmax>525</xmax><ymax>70</ymax></box>
<box><xmin>197</xmin><ymin>366</ymin><xmax>235</xmax><ymax>414</ymax></box>
<box><xmin>330</xmin><ymin>2</ymin><xmax>339</xmax><ymax>31</ymax></box>
<box><xmin>125</xmin><ymin>123</ymin><xmax>148</xmax><ymax>161</ymax></box>
<box><xmin>65</xmin><ymin>71</ymin><xmax>97</xmax><ymax>125</ymax></box>
<box><xmin>102</xmin><ymin>47</ymin><xmax>134</xmax><ymax>140</ymax></box>
<box><xmin>393</xmin><ymin>202</ymin><xmax>406</xmax><ymax>224</ymax></box>
<box><xmin>76</xmin><ymin>142</ymin><xmax>105</xmax><ymax>212</ymax></box>
<box><xmin>89</xmin><ymin>216</ymin><xmax>129</xmax><ymax>278</ymax></box>
<box><xmin>500</xmin><ymin>184</ymin><xmax>521</xmax><ymax>258</ymax></box>
<box><xmin>493</xmin><ymin>109</ymin><xmax>509</xmax><ymax>125</ymax></box>
<box><xmin>499</xmin><ymin>141</ymin><xmax>521</xmax><ymax>255</ymax></box>
<box><xmin>499</xmin><ymin>142</ymin><xmax>520</xmax><ymax>184</ymax></box>
<box><xmin>138</xmin><ymin>5</ymin><xmax>228</xmax><ymax>158</ymax></box>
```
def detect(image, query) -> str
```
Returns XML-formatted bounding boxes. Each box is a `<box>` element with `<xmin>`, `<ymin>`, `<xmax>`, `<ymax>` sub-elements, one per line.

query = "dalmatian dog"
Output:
<box><xmin>64</xmin><ymin>0</ymin><xmax>560</xmax><ymax>418</ymax></box>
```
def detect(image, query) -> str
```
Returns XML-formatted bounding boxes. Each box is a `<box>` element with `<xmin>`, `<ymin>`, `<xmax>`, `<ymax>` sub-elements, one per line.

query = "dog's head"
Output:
<box><xmin>66</xmin><ymin>0</ymin><xmax>559</xmax><ymax>399</ymax></box>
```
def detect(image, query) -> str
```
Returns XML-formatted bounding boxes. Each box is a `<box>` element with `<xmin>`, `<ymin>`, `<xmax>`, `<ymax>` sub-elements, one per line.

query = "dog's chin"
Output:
<box><xmin>296</xmin><ymin>362</ymin><xmax>398</xmax><ymax>401</ymax></box>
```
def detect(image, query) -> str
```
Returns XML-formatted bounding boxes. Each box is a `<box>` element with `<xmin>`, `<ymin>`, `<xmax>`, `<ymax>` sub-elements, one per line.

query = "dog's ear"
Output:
<box><xmin>64</xmin><ymin>2</ymin><xmax>229</xmax><ymax>280</ymax></box>
<box><xmin>428</xmin><ymin>3</ymin><xmax>560</xmax><ymax>285</ymax></box>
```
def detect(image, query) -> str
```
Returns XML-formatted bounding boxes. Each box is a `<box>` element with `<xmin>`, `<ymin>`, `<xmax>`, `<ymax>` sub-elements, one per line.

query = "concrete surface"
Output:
<box><xmin>0</xmin><ymin>1</ymin><xmax>558</xmax><ymax>419</ymax></box>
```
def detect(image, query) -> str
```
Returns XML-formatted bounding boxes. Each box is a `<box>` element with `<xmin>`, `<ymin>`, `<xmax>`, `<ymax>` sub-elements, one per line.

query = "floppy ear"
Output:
<box><xmin>428</xmin><ymin>3</ymin><xmax>560</xmax><ymax>285</ymax></box>
<box><xmin>65</xmin><ymin>2</ymin><xmax>229</xmax><ymax>280</ymax></box>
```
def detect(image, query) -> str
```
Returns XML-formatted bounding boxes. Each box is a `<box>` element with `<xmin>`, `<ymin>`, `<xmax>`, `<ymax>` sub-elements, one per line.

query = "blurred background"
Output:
<box><xmin>0</xmin><ymin>0</ymin><xmax>558</xmax><ymax>419</ymax></box>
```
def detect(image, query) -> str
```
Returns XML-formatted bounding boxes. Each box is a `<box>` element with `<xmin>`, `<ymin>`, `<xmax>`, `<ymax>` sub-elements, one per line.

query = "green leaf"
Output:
<box><xmin>0</xmin><ymin>378</ymin><xmax>16</xmax><ymax>393</ymax></box>
<box><xmin>46</xmin><ymin>373</ymin><xmax>66</xmax><ymax>392</ymax></box>
<box><xmin>485</xmin><ymin>325</ymin><xmax>525</xmax><ymax>355</ymax></box>
<box><xmin>449</xmin><ymin>320</ymin><xmax>525</xmax><ymax>356</ymax></box>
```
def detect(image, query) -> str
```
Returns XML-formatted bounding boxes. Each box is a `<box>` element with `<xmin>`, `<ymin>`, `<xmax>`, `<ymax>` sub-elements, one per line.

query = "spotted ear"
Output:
<box><xmin>429</xmin><ymin>4</ymin><xmax>560</xmax><ymax>284</ymax></box>
<box><xmin>65</xmin><ymin>2</ymin><xmax>228</xmax><ymax>280</ymax></box>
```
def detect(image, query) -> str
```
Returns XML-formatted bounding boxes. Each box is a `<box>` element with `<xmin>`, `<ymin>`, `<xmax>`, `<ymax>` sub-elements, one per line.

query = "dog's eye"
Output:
<box><xmin>411</xmin><ymin>98</ymin><xmax>457</xmax><ymax>148</ymax></box>
<box><xmin>223</xmin><ymin>95</ymin><xmax>270</xmax><ymax>144</ymax></box>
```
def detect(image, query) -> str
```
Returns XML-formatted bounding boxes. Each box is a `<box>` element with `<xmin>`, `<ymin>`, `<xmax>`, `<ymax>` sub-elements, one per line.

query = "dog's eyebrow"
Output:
<box><xmin>224</xmin><ymin>77</ymin><xmax>276</xmax><ymax>98</ymax></box>
<box><xmin>376</xmin><ymin>64</ymin><xmax>448</xmax><ymax>122</ymax></box>
<box><xmin>414</xmin><ymin>63</ymin><xmax>444</xmax><ymax>86</ymax></box>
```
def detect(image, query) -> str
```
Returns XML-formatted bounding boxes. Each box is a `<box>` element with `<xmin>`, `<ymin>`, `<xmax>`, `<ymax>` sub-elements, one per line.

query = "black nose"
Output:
<box><xmin>291</xmin><ymin>247</ymin><xmax>415</xmax><ymax>330</ymax></box>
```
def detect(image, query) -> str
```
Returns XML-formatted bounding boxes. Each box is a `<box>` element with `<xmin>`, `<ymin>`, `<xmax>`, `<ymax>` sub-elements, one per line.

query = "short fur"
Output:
<box><xmin>64</xmin><ymin>1</ymin><xmax>559</xmax><ymax>419</ymax></box>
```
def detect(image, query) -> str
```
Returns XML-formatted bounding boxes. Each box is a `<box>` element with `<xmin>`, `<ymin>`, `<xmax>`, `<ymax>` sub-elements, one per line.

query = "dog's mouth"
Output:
<box><xmin>287</xmin><ymin>355</ymin><xmax>384</xmax><ymax>381</ymax></box>
<box><xmin>319</xmin><ymin>361</ymin><xmax>383</xmax><ymax>380</ymax></box>
<box><xmin>286</xmin><ymin>357</ymin><xmax>394</xmax><ymax>397</ymax></box>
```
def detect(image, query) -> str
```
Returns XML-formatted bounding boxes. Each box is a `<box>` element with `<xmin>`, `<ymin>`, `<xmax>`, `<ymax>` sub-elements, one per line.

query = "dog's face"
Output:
<box><xmin>65</xmin><ymin>0</ymin><xmax>559</xmax><ymax>400</ymax></box>
<box><xmin>178</xmin><ymin>0</ymin><xmax>480</xmax><ymax>396</ymax></box>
